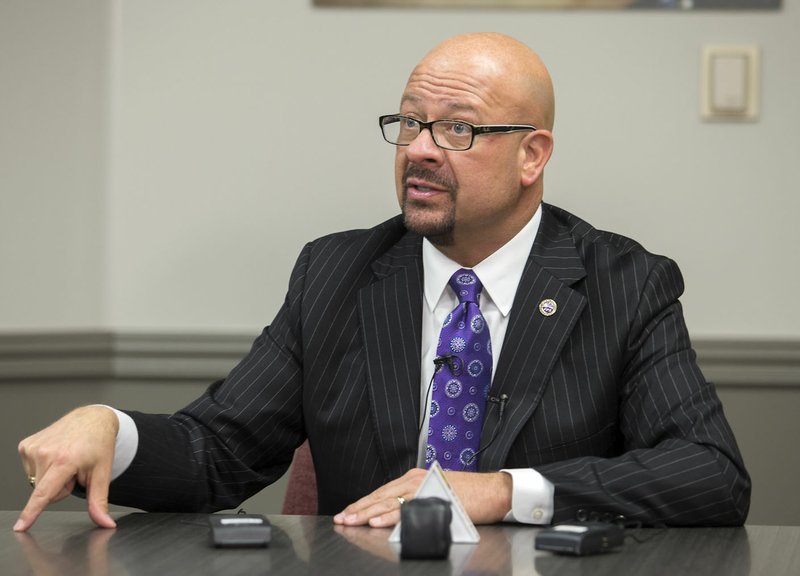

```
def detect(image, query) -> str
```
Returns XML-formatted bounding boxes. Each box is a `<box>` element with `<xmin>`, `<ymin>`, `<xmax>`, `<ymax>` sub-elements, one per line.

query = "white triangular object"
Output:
<box><xmin>388</xmin><ymin>461</ymin><xmax>480</xmax><ymax>544</ymax></box>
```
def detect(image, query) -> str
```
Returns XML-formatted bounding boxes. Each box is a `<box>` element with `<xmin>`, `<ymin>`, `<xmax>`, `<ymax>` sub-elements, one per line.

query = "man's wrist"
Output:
<box><xmin>495</xmin><ymin>470</ymin><xmax>514</xmax><ymax>520</ymax></box>
<box><xmin>92</xmin><ymin>405</ymin><xmax>139</xmax><ymax>480</ymax></box>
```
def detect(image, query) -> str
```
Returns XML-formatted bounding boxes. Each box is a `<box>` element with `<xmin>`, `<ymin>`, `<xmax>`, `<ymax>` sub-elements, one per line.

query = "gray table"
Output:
<box><xmin>1</xmin><ymin>511</ymin><xmax>798</xmax><ymax>575</ymax></box>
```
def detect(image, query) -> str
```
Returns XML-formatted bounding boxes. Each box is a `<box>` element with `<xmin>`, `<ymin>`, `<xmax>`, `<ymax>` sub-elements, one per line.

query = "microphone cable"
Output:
<box><xmin>418</xmin><ymin>355</ymin><xmax>461</xmax><ymax>434</ymax></box>
<box><xmin>461</xmin><ymin>393</ymin><xmax>509</xmax><ymax>470</ymax></box>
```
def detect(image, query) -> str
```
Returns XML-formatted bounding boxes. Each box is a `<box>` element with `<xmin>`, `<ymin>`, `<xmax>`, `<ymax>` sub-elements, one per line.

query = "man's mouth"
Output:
<box><xmin>402</xmin><ymin>166</ymin><xmax>456</xmax><ymax>199</ymax></box>
<box><xmin>407</xmin><ymin>179</ymin><xmax>443</xmax><ymax>193</ymax></box>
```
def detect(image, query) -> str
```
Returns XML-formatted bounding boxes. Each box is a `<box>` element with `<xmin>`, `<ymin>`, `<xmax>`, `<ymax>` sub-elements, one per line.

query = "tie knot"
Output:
<box><xmin>448</xmin><ymin>269</ymin><xmax>483</xmax><ymax>305</ymax></box>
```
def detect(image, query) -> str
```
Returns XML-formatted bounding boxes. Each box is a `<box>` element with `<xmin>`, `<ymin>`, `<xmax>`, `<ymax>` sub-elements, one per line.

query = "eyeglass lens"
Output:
<box><xmin>382</xmin><ymin>117</ymin><xmax>473</xmax><ymax>150</ymax></box>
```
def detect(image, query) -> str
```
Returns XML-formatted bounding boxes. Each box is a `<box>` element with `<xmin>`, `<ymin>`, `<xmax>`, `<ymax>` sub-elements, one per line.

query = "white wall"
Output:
<box><xmin>0</xmin><ymin>0</ymin><xmax>110</xmax><ymax>330</ymax></box>
<box><xmin>2</xmin><ymin>1</ymin><xmax>799</xmax><ymax>338</ymax></box>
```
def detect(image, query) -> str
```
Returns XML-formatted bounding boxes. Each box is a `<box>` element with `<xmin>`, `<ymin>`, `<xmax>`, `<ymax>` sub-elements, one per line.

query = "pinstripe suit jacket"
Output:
<box><xmin>111</xmin><ymin>203</ymin><xmax>750</xmax><ymax>526</ymax></box>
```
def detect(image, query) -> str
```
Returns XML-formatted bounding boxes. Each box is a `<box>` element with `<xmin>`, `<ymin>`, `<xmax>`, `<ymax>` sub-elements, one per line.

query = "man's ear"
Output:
<box><xmin>519</xmin><ymin>130</ymin><xmax>553</xmax><ymax>187</ymax></box>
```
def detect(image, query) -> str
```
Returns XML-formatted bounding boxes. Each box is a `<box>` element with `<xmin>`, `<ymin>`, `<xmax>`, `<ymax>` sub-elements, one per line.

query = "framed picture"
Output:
<box><xmin>313</xmin><ymin>0</ymin><xmax>780</xmax><ymax>9</ymax></box>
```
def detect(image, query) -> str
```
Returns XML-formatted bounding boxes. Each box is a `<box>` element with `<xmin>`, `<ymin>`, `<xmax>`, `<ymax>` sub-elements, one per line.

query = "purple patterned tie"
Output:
<box><xmin>425</xmin><ymin>269</ymin><xmax>492</xmax><ymax>472</ymax></box>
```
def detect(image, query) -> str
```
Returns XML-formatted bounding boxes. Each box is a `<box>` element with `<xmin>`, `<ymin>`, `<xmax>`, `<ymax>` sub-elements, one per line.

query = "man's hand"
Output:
<box><xmin>14</xmin><ymin>406</ymin><xmax>120</xmax><ymax>532</ymax></box>
<box><xmin>333</xmin><ymin>468</ymin><xmax>512</xmax><ymax>528</ymax></box>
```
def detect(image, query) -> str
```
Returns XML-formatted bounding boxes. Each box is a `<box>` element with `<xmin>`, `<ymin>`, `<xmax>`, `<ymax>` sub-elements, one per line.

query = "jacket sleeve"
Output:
<box><xmin>538</xmin><ymin>257</ymin><xmax>751</xmax><ymax>526</ymax></box>
<box><xmin>108</xmin><ymin>244</ymin><xmax>313</xmax><ymax>512</ymax></box>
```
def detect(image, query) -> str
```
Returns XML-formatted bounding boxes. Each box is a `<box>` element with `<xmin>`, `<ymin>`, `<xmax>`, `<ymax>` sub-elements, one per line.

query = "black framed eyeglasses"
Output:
<box><xmin>378</xmin><ymin>114</ymin><xmax>536</xmax><ymax>151</ymax></box>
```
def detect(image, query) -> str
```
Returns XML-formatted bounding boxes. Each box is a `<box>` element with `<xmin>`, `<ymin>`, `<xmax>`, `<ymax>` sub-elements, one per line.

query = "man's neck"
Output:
<box><xmin>429</xmin><ymin>204</ymin><xmax>541</xmax><ymax>268</ymax></box>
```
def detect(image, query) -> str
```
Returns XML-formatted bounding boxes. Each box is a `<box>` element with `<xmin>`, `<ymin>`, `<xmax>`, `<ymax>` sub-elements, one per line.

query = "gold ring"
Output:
<box><xmin>28</xmin><ymin>476</ymin><xmax>36</xmax><ymax>488</ymax></box>
<box><xmin>396</xmin><ymin>496</ymin><xmax>405</xmax><ymax>506</ymax></box>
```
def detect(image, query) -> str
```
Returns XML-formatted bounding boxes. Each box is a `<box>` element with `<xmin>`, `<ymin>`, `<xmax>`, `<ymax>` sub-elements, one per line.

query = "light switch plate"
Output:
<box><xmin>701</xmin><ymin>44</ymin><xmax>760</xmax><ymax>121</ymax></box>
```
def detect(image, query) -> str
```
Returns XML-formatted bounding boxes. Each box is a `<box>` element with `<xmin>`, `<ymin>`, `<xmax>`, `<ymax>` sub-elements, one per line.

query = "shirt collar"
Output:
<box><xmin>422</xmin><ymin>205</ymin><xmax>542</xmax><ymax>317</ymax></box>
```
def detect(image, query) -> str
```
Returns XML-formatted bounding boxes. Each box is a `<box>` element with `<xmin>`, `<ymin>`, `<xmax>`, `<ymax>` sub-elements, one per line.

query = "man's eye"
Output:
<box><xmin>402</xmin><ymin>118</ymin><xmax>419</xmax><ymax>129</ymax></box>
<box><xmin>450</xmin><ymin>122</ymin><xmax>469</xmax><ymax>135</ymax></box>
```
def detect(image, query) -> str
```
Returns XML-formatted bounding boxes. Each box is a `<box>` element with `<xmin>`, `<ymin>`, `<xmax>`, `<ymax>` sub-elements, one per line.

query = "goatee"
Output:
<box><xmin>401</xmin><ymin>165</ymin><xmax>458</xmax><ymax>245</ymax></box>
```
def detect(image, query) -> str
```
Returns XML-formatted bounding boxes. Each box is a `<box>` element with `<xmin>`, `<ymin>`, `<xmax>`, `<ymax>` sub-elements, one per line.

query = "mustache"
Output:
<box><xmin>402</xmin><ymin>165</ymin><xmax>457</xmax><ymax>192</ymax></box>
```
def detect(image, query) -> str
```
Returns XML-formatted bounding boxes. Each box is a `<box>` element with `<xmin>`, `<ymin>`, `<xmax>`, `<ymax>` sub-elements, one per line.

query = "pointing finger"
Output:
<box><xmin>14</xmin><ymin>465</ymin><xmax>75</xmax><ymax>532</ymax></box>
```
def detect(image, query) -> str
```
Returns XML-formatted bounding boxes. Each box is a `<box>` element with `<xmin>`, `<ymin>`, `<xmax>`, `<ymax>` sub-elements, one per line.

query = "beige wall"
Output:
<box><xmin>1</xmin><ymin>1</ymin><xmax>799</xmax><ymax>337</ymax></box>
<box><xmin>0</xmin><ymin>0</ymin><xmax>110</xmax><ymax>329</ymax></box>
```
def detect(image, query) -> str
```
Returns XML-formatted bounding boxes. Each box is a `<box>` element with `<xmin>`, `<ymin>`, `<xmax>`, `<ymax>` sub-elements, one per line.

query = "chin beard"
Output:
<box><xmin>401</xmin><ymin>197</ymin><xmax>455</xmax><ymax>246</ymax></box>
<box><xmin>400</xmin><ymin>165</ymin><xmax>459</xmax><ymax>245</ymax></box>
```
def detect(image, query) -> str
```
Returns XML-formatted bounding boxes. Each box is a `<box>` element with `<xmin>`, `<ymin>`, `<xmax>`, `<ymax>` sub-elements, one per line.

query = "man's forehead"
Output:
<box><xmin>399</xmin><ymin>73</ymin><xmax>507</xmax><ymax>121</ymax></box>
<box><xmin>400</xmin><ymin>92</ymin><xmax>479</xmax><ymax>114</ymax></box>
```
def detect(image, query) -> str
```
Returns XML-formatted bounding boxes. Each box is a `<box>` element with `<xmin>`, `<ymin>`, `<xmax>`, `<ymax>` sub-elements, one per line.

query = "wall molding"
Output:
<box><xmin>693</xmin><ymin>339</ymin><xmax>800</xmax><ymax>388</ymax></box>
<box><xmin>1</xmin><ymin>331</ymin><xmax>799</xmax><ymax>388</ymax></box>
<box><xmin>0</xmin><ymin>331</ymin><xmax>253</xmax><ymax>382</ymax></box>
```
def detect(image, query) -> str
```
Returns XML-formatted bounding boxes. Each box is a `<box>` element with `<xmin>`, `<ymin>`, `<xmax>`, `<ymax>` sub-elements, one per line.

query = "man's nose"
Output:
<box><xmin>404</xmin><ymin>127</ymin><xmax>443</xmax><ymax>162</ymax></box>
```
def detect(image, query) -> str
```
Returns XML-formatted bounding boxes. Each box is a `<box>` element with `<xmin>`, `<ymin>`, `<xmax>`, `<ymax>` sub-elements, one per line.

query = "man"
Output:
<box><xmin>15</xmin><ymin>32</ymin><xmax>750</xmax><ymax>533</ymax></box>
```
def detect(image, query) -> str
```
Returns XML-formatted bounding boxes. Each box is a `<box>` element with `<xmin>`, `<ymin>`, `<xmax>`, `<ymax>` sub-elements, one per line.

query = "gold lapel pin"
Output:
<box><xmin>538</xmin><ymin>299</ymin><xmax>557</xmax><ymax>317</ymax></box>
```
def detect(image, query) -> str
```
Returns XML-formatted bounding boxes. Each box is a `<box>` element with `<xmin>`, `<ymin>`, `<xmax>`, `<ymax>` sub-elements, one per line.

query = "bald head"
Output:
<box><xmin>394</xmin><ymin>33</ymin><xmax>555</xmax><ymax>264</ymax></box>
<box><xmin>409</xmin><ymin>33</ymin><xmax>555</xmax><ymax>131</ymax></box>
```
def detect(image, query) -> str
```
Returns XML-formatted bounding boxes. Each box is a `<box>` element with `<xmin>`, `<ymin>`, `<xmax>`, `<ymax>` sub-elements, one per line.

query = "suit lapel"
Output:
<box><xmin>479</xmin><ymin>206</ymin><xmax>588</xmax><ymax>471</ymax></box>
<box><xmin>356</xmin><ymin>207</ymin><xmax>590</xmax><ymax>475</ymax></box>
<box><xmin>359</xmin><ymin>231</ymin><xmax>424</xmax><ymax>480</ymax></box>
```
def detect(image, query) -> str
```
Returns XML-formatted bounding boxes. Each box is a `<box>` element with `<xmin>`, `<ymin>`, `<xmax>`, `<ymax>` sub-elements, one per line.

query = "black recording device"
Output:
<box><xmin>209</xmin><ymin>514</ymin><xmax>272</xmax><ymax>548</ymax></box>
<box><xmin>535</xmin><ymin>522</ymin><xmax>624</xmax><ymax>556</ymax></box>
<box><xmin>400</xmin><ymin>497</ymin><xmax>452</xmax><ymax>559</ymax></box>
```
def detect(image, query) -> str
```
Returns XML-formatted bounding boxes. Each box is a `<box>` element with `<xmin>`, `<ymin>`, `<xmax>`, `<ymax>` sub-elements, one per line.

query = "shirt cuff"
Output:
<box><xmin>500</xmin><ymin>468</ymin><xmax>554</xmax><ymax>525</ymax></box>
<box><xmin>95</xmin><ymin>405</ymin><xmax>139</xmax><ymax>481</ymax></box>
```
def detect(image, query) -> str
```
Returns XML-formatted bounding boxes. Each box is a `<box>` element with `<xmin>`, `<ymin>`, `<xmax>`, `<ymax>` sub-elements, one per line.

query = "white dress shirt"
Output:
<box><xmin>415</xmin><ymin>205</ymin><xmax>553</xmax><ymax>524</ymax></box>
<box><xmin>109</xmin><ymin>205</ymin><xmax>554</xmax><ymax>523</ymax></box>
